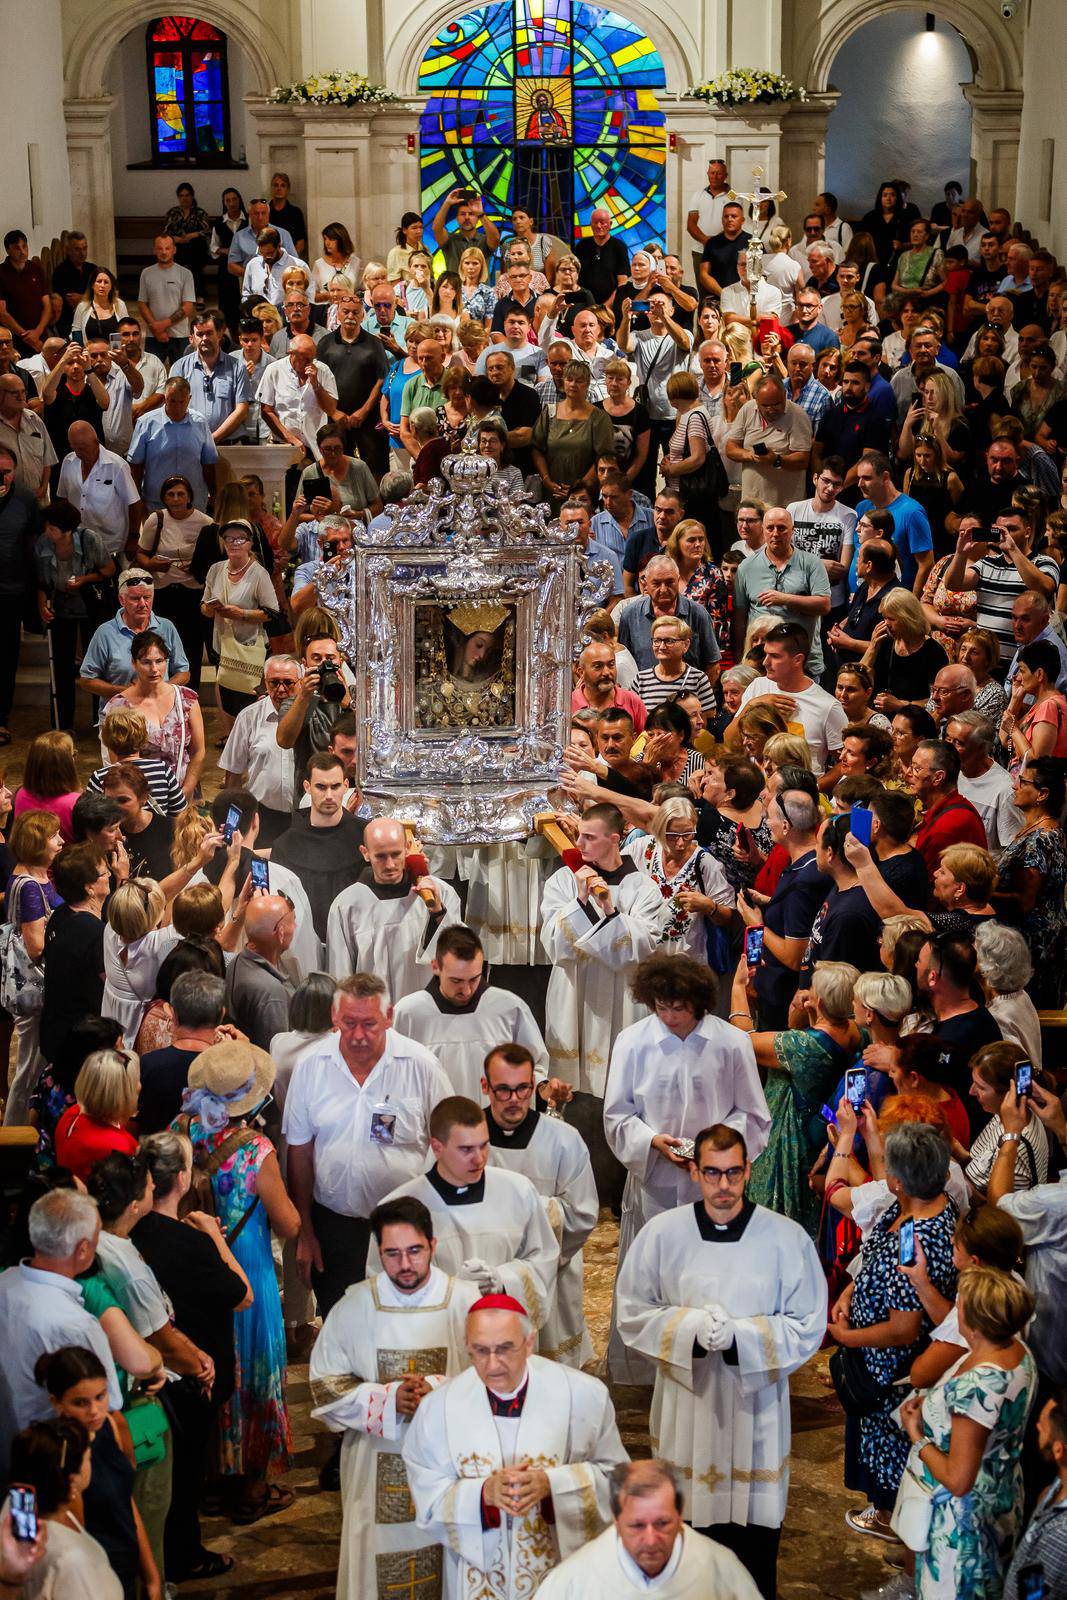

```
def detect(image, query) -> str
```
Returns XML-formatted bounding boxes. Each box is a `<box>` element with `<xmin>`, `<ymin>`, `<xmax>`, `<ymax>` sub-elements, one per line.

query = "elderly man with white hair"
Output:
<box><xmin>538</xmin><ymin>1460</ymin><xmax>761</xmax><ymax>1600</ymax></box>
<box><xmin>404</xmin><ymin>1291</ymin><xmax>628</xmax><ymax>1600</ymax></box>
<box><xmin>0</xmin><ymin>1189</ymin><xmax>123</xmax><ymax>1456</ymax></box>
<box><xmin>928</xmin><ymin>661</ymin><xmax>976</xmax><ymax>732</ymax></box>
<box><xmin>975</xmin><ymin>921</ymin><xmax>1042</xmax><ymax>1069</ymax></box>
<box><xmin>327</xmin><ymin>816</ymin><xmax>461</xmax><ymax>1002</ymax></box>
<box><xmin>946</xmin><ymin>710</ymin><xmax>1025</xmax><ymax>855</ymax></box>
<box><xmin>719</xmin><ymin>250</ymin><xmax>784</xmax><ymax>330</ymax></box>
<box><xmin>724</xmin><ymin>373</ymin><xmax>813</xmax><ymax>507</ymax></box>
<box><xmin>1006</xmin><ymin>588</ymin><xmax>1067</xmax><ymax>692</ymax></box>
<box><xmin>616</xmin><ymin>553</ymin><xmax>720</xmax><ymax>676</ymax></box>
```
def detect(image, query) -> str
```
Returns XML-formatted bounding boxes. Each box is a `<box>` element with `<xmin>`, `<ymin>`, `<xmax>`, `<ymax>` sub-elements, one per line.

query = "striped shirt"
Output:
<box><xmin>634</xmin><ymin>664</ymin><xmax>716</xmax><ymax>716</ymax></box>
<box><xmin>974</xmin><ymin>551</ymin><xmax>1059</xmax><ymax>653</ymax></box>
<box><xmin>87</xmin><ymin>757</ymin><xmax>187</xmax><ymax>817</ymax></box>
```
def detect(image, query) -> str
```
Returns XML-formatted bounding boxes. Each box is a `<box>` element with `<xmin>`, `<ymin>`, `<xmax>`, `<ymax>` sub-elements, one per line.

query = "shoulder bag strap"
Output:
<box><xmin>142</xmin><ymin>510</ymin><xmax>165</xmax><ymax>558</ymax></box>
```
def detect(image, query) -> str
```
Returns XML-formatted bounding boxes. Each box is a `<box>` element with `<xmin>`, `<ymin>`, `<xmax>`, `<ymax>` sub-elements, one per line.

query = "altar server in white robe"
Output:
<box><xmin>605</xmin><ymin>954</ymin><xmax>771</xmax><ymax>1380</ymax></box>
<box><xmin>392</xmin><ymin>924</ymin><xmax>570</xmax><ymax>1108</ymax></box>
<box><xmin>404</xmin><ymin>1295</ymin><xmax>629</xmax><ymax>1600</ymax></box>
<box><xmin>538</xmin><ymin>1459</ymin><xmax>761</xmax><ymax>1600</ymax></box>
<box><xmin>539</xmin><ymin>802</ymin><xmax>664</xmax><ymax>1097</ymax></box>
<box><xmin>464</xmin><ymin>836</ymin><xmax>555</xmax><ymax>966</ymax></box>
<box><xmin>372</xmin><ymin>1096</ymin><xmax>560</xmax><ymax>1333</ymax></box>
<box><xmin>615</xmin><ymin>1123</ymin><xmax>826</xmax><ymax>1600</ymax></box>
<box><xmin>309</xmin><ymin>1195</ymin><xmax>483</xmax><ymax>1600</ymax></box>
<box><xmin>327</xmin><ymin>818</ymin><xmax>461</xmax><ymax>1000</ymax></box>
<box><xmin>483</xmin><ymin>1043</ymin><xmax>598</xmax><ymax>1367</ymax></box>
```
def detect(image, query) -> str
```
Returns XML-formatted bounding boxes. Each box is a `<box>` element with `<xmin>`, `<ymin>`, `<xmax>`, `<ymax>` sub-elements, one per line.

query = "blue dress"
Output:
<box><xmin>850</xmin><ymin>1200</ymin><xmax>958</xmax><ymax>1505</ymax></box>
<box><xmin>186</xmin><ymin>1120</ymin><xmax>292</xmax><ymax>1478</ymax></box>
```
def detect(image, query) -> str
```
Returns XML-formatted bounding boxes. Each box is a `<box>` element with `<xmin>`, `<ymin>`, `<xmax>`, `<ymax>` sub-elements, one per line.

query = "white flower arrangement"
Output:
<box><xmin>687</xmin><ymin>69</ymin><xmax>806</xmax><ymax>106</ymax></box>
<box><xmin>269</xmin><ymin>71</ymin><xmax>397</xmax><ymax>106</ymax></box>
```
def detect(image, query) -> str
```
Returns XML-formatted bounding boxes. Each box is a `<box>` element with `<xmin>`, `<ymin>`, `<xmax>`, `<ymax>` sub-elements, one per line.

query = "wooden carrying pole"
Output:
<box><xmin>533</xmin><ymin>810</ymin><xmax>578</xmax><ymax>858</ymax></box>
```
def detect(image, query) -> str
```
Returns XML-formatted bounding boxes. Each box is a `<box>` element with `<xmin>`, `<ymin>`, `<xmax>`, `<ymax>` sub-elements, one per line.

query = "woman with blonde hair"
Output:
<box><xmin>931</xmin><ymin>843</ymin><xmax>997</xmax><ymax>935</ymax></box>
<box><xmin>762</xmin><ymin>731</ymin><xmax>813</xmax><ymax>775</ymax></box>
<box><xmin>250</xmin><ymin>301</ymin><xmax>282</xmax><ymax>341</ymax></box>
<box><xmin>458</xmin><ymin>248</ymin><xmax>495</xmax><ymax>324</ymax></box>
<box><xmin>102</xmin><ymin>854</ymin><xmax>219</xmax><ymax>1047</ymax></box>
<box><xmin>14</xmin><ymin>730</ymin><xmax>81</xmax><ymax>840</ymax></box>
<box><xmin>53</xmin><ymin>1047</ymin><xmax>140</xmax><ymax>1179</ymax></box>
<box><xmin>760</xmin><ymin>224</ymin><xmax>805</xmax><ymax>313</ymax></box>
<box><xmin>838</xmin><ymin>292</ymin><xmax>874</xmax><ymax>351</ymax></box>
<box><xmin>906</xmin><ymin>1204</ymin><xmax>1026</xmax><ymax>1389</ymax></box>
<box><xmin>452</xmin><ymin>317</ymin><xmax>488</xmax><ymax>374</ymax></box>
<box><xmin>957</xmin><ymin>626</ymin><xmax>1006</xmax><ymax>724</ymax></box>
<box><xmin>624</xmin><ymin>795</ymin><xmax>733</xmax><ymax>967</ymax></box>
<box><xmin>633</xmin><ymin>615</ymin><xmax>716</xmax><ymax>715</ymax></box>
<box><xmin>900</xmin><ymin>369</ymin><xmax>971</xmax><ymax>470</ymax></box>
<box><xmin>900</xmin><ymin>1265</ymin><xmax>1036</xmax><ymax>1600</ymax></box>
<box><xmin>863</xmin><ymin>587</ymin><xmax>948</xmax><ymax>715</ymax></box>
<box><xmin>732</xmin><ymin>959</ymin><xmax>862</xmax><ymax>1235</ymax></box>
<box><xmin>735</xmin><ymin>698</ymin><xmax>790</xmax><ymax>764</ymax></box>
<box><xmin>3</xmin><ymin>809</ymin><xmax>64</xmax><ymax>1124</ymax></box>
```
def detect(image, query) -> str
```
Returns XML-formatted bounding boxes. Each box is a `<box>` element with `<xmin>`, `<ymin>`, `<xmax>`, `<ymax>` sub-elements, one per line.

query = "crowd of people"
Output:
<box><xmin>0</xmin><ymin>163</ymin><xmax>1064</xmax><ymax>1600</ymax></box>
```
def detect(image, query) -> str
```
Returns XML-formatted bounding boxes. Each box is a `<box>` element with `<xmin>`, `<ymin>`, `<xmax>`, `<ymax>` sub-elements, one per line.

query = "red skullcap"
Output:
<box><xmin>469</xmin><ymin>1293</ymin><xmax>528</xmax><ymax>1317</ymax></box>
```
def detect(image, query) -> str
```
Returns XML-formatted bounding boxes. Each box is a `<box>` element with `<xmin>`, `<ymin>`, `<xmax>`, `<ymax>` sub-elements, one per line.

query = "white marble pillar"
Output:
<box><xmin>963</xmin><ymin>87</ymin><xmax>1024</xmax><ymax>215</ymax></box>
<box><xmin>64</xmin><ymin>97</ymin><xmax>116</xmax><ymax>273</ymax></box>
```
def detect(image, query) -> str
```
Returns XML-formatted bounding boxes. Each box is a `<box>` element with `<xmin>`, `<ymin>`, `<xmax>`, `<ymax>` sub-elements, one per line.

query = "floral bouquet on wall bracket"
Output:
<box><xmin>687</xmin><ymin>69</ymin><xmax>806</xmax><ymax>106</ymax></box>
<box><xmin>269</xmin><ymin>71</ymin><xmax>397</xmax><ymax>106</ymax></box>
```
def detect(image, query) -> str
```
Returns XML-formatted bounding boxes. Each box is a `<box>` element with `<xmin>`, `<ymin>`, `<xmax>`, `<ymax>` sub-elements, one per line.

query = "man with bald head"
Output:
<box><xmin>405</xmin><ymin>1292</ymin><xmax>627</xmax><ymax>1600</ymax></box>
<box><xmin>1006</xmin><ymin>588</ymin><xmax>1067</xmax><ymax>692</ymax></box>
<box><xmin>733</xmin><ymin>506</ymin><xmax>832</xmax><ymax>675</ymax></box>
<box><xmin>271</xmin><ymin>751</ymin><xmax>367</xmax><ymax>942</ymax></box>
<box><xmin>55</xmin><ymin>418</ymin><xmax>140</xmax><ymax>557</ymax></box>
<box><xmin>258</xmin><ymin>331</ymin><xmax>339</xmax><ymax>463</ymax></box>
<box><xmin>928</xmin><ymin>663</ymin><xmax>976</xmax><ymax>734</ymax></box>
<box><xmin>327</xmin><ymin>815</ymin><xmax>461</xmax><ymax>1002</ymax></box>
<box><xmin>224</xmin><ymin>889</ymin><xmax>296</xmax><ymax>1049</ymax></box>
<box><xmin>571</xmin><ymin>641</ymin><xmax>647</xmax><ymax>727</ymax></box>
<box><xmin>0</xmin><ymin>371</ymin><xmax>54</xmax><ymax>498</ymax></box>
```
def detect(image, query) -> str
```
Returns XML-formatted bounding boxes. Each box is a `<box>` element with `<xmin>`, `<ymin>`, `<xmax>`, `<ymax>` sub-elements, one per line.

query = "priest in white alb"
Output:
<box><xmin>327</xmin><ymin>818</ymin><xmax>461</xmax><ymax>1001</ymax></box>
<box><xmin>540</xmin><ymin>801</ymin><xmax>664</xmax><ymax>1097</ymax></box>
<box><xmin>391</xmin><ymin>924</ymin><xmax>569</xmax><ymax>1107</ymax></box>
<box><xmin>370</xmin><ymin>1096</ymin><xmax>560</xmax><ymax>1333</ymax></box>
<box><xmin>483</xmin><ymin>1043</ymin><xmax>598</xmax><ymax>1367</ymax></box>
<box><xmin>537</xmin><ymin>1459</ymin><xmax>761</xmax><ymax>1600</ymax></box>
<box><xmin>308</xmin><ymin>1195</ymin><xmax>482</xmax><ymax>1600</ymax></box>
<box><xmin>615</xmin><ymin>1124</ymin><xmax>826</xmax><ymax>1600</ymax></box>
<box><xmin>403</xmin><ymin>1294</ymin><xmax>629</xmax><ymax>1600</ymax></box>
<box><xmin>604</xmin><ymin>953</ymin><xmax>770</xmax><ymax>1380</ymax></box>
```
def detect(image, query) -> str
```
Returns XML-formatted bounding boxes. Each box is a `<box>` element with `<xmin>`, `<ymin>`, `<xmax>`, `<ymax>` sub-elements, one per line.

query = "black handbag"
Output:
<box><xmin>829</xmin><ymin>1344</ymin><xmax>896</xmax><ymax>1418</ymax></box>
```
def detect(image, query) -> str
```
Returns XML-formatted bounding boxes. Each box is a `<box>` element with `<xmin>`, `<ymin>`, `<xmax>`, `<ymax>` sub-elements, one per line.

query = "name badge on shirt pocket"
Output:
<box><xmin>369</xmin><ymin>1104</ymin><xmax>397</xmax><ymax>1146</ymax></box>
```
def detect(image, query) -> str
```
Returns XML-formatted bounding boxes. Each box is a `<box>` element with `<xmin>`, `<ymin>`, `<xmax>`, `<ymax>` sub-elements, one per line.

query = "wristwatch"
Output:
<box><xmin>773</xmin><ymin>452</ymin><xmax>783</xmax><ymax>469</ymax></box>
<box><xmin>997</xmin><ymin>1132</ymin><xmax>1021</xmax><ymax>1147</ymax></box>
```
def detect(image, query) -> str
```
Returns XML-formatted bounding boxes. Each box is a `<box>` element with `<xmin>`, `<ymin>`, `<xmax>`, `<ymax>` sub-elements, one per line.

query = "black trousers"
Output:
<box><xmin>47</xmin><ymin>616</ymin><xmax>94</xmax><ymax>730</ymax></box>
<box><xmin>347</xmin><ymin>420</ymin><xmax>388</xmax><ymax>482</ymax></box>
<box><xmin>310</xmin><ymin>1200</ymin><xmax>372</xmax><ymax>1319</ymax></box>
<box><xmin>162</xmin><ymin>1377</ymin><xmax>217</xmax><ymax>1573</ymax></box>
<box><xmin>694</xmin><ymin>1520</ymin><xmax>781</xmax><ymax>1600</ymax></box>
<box><xmin>0</xmin><ymin>594</ymin><xmax>23</xmax><ymax>725</ymax></box>
<box><xmin>153</xmin><ymin>584</ymin><xmax>205</xmax><ymax>692</ymax></box>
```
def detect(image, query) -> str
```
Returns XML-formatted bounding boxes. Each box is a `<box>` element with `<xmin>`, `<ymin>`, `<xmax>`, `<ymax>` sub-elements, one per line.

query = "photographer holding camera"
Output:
<box><xmin>276</xmin><ymin>630</ymin><xmax>353</xmax><ymax>811</ymax></box>
<box><xmin>290</xmin><ymin>514</ymin><xmax>354</xmax><ymax>618</ymax></box>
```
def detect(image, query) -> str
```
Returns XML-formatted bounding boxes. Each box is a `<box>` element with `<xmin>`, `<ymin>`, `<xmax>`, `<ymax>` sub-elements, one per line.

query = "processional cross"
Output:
<box><xmin>727</xmin><ymin>165</ymin><xmax>788</xmax><ymax>316</ymax></box>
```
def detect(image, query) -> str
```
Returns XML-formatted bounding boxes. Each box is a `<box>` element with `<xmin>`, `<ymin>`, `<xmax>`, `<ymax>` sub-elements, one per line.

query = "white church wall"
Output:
<box><xmin>824</xmin><ymin>10</ymin><xmax>973</xmax><ymax>220</ymax></box>
<box><xmin>1</xmin><ymin>0</ymin><xmax>72</xmax><ymax>246</ymax></box>
<box><xmin>1016</xmin><ymin>0</ymin><xmax>1067</xmax><ymax>257</ymax></box>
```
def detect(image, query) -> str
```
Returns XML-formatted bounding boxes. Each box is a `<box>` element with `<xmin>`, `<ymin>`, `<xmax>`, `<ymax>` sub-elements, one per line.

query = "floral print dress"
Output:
<box><xmin>623</xmin><ymin>836</ymin><xmax>732</xmax><ymax>967</ymax></box>
<box><xmin>186</xmin><ymin>1120</ymin><xmax>292</xmax><ymax>1479</ymax></box>
<box><xmin>994</xmin><ymin>826</ymin><xmax>1067</xmax><ymax>1007</ymax></box>
<box><xmin>915</xmin><ymin>1351</ymin><xmax>1037</xmax><ymax>1600</ymax></box>
<box><xmin>850</xmin><ymin>1200</ymin><xmax>959</xmax><ymax>1504</ymax></box>
<box><xmin>920</xmin><ymin>555</ymin><xmax>977</xmax><ymax>660</ymax></box>
<box><xmin>748</xmin><ymin>1027</ymin><xmax>854</xmax><ymax>1238</ymax></box>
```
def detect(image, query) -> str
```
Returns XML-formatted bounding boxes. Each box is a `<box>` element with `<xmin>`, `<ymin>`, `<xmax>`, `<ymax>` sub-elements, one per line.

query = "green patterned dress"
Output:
<box><xmin>747</xmin><ymin>1026</ymin><xmax>857</xmax><ymax>1237</ymax></box>
<box><xmin>916</xmin><ymin>1351</ymin><xmax>1037</xmax><ymax>1600</ymax></box>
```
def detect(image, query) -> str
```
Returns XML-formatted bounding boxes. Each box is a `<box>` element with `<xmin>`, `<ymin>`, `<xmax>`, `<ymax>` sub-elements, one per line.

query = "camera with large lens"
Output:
<box><xmin>316</xmin><ymin>657</ymin><xmax>346</xmax><ymax>704</ymax></box>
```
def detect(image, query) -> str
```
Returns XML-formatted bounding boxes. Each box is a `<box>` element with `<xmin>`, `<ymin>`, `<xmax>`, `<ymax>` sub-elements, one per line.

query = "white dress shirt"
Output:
<box><xmin>282</xmin><ymin>1029</ymin><xmax>451</xmax><ymax>1218</ymax></box>
<box><xmin>720</xmin><ymin>279</ymin><xmax>784</xmax><ymax>321</ymax></box>
<box><xmin>0</xmin><ymin>1262</ymin><xmax>123</xmax><ymax>1428</ymax></box>
<box><xmin>100</xmin><ymin>365</ymin><xmax>134</xmax><ymax>455</ymax></box>
<box><xmin>56</xmin><ymin>446</ymin><xmax>141</xmax><ymax>556</ymax></box>
<box><xmin>219</xmin><ymin>696</ymin><xmax>295</xmax><ymax>813</ymax></box>
<box><xmin>241</xmin><ymin>252</ymin><xmax>312</xmax><ymax>307</ymax></box>
<box><xmin>257</xmin><ymin>356</ymin><xmax>338</xmax><ymax>452</ymax></box>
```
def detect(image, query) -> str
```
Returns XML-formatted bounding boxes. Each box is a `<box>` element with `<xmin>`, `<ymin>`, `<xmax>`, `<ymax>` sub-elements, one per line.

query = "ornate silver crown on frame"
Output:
<box><xmin>316</xmin><ymin>454</ymin><xmax>612</xmax><ymax>844</ymax></box>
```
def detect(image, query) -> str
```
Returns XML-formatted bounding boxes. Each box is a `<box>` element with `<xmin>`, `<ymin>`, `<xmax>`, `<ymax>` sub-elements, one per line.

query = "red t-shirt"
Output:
<box><xmin>54</xmin><ymin>1105</ymin><xmax>138</xmax><ymax>1182</ymax></box>
<box><xmin>0</xmin><ymin>260</ymin><xmax>48</xmax><ymax>331</ymax></box>
<box><xmin>940</xmin><ymin>1087</ymin><xmax>972</xmax><ymax>1148</ymax></box>
<box><xmin>570</xmin><ymin>684</ymin><xmax>647</xmax><ymax>731</ymax></box>
<box><xmin>914</xmin><ymin>793</ymin><xmax>987</xmax><ymax>882</ymax></box>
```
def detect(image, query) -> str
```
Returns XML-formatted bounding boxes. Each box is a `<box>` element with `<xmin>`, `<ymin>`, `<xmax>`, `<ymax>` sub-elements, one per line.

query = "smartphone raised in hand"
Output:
<box><xmin>222</xmin><ymin>804</ymin><xmax>241</xmax><ymax>845</ymax></box>
<box><xmin>9</xmin><ymin>1485</ymin><xmax>38</xmax><ymax>1543</ymax></box>
<box><xmin>744</xmin><ymin>926</ymin><xmax>764</xmax><ymax>966</ymax></box>
<box><xmin>249</xmin><ymin>857</ymin><xmax>270</xmax><ymax>895</ymax></box>
<box><xmin>898</xmin><ymin>1217</ymin><xmax>916</xmax><ymax>1267</ymax></box>
<box><xmin>1014</xmin><ymin>1059</ymin><xmax>1033</xmax><ymax>1098</ymax></box>
<box><xmin>845</xmin><ymin>1066</ymin><xmax>867</xmax><ymax>1111</ymax></box>
<box><xmin>849</xmin><ymin>804</ymin><xmax>873</xmax><ymax>846</ymax></box>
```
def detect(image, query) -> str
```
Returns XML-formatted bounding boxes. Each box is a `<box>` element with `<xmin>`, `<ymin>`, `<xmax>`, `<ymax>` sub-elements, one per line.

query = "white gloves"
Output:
<box><xmin>461</xmin><ymin>1258</ymin><xmax>504</xmax><ymax>1295</ymax></box>
<box><xmin>696</xmin><ymin>1303</ymin><xmax>733</xmax><ymax>1353</ymax></box>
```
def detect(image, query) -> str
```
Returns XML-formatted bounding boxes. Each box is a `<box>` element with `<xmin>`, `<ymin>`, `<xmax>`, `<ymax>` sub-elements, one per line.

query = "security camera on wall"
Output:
<box><xmin>999</xmin><ymin>0</ymin><xmax>1019</xmax><ymax>17</ymax></box>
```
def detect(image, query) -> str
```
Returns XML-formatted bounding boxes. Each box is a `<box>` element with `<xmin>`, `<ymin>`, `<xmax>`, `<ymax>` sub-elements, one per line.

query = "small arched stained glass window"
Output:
<box><xmin>147</xmin><ymin>15</ymin><xmax>230</xmax><ymax>162</ymax></box>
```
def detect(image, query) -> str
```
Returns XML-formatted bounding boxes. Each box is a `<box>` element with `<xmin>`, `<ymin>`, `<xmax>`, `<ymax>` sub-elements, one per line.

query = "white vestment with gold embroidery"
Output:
<box><xmin>403</xmin><ymin>1355</ymin><xmax>628</xmax><ymax>1600</ymax></box>
<box><xmin>615</xmin><ymin>1201</ymin><xmax>826</xmax><ymax>1529</ymax></box>
<box><xmin>370</xmin><ymin>1169</ymin><xmax>561</xmax><ymax>1334</ymax></box>
<box><xmin>464</xmin><ymin>839</ymin><xmax>555</xmax><ymax>966</ymax></box>
<box><xmin>308</xmin><ymin>1267</ymin><xmax>482</xmax><ymax>1600</ymax></box>
<box><xmin>391</xmin><ymin>985</ymin><xmax>548</xmax><ymax>1104</ymax></box>
<box><xmin>539</xmin><ymin>864</ymin><xmax>663</xmax><ymax>1096</ymax></box>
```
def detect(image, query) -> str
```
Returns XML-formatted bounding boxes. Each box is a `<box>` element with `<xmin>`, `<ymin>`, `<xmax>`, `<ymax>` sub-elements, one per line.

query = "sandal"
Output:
<box><xmin>171</xmin><ymin>1551</ymin><xmax>236</xmax><ymax>1581</ymax></box>
<box><xmin>231</xmin><ymin>1482</ymin><xmax>295</xmax><ymax>1525</ymax></box>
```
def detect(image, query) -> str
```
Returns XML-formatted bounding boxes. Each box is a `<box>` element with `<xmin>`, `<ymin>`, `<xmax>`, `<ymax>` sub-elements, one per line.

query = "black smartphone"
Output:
<box><xmin>729</xmin><ymin>361</ymin><xmax>744</xmax><ymax>386</ymax></box>
<box><xmin>304</xmin><ymin>474</ymin><xmax>331</xmax><ymax>503</ymax></box>
<box><xmin>1014</xmin><ymin>1059</ymin><xmax>1033</xmax><ymax>1098</ymax></box>
<box><xmin>850</xmin><ymin>804</ymin><xmax>873</xmax><ymax>846</ymax></box>
<box><xmin>222</xmin><ymin>804</ymin><xmax>241</xmax><ymax>845</ymax></box>
<box><xmin>1018</xmin><ymin>1568</ymin><xmax>1046</xmax><ymax>1600</ymax></box>
<box><xmin>845</xmin><ymin>1066</ymin><xmax>867</xmax><ymax>1111</ymax></box>
<box><xmin>249</xmin><ymin>857</ymin><xmax>270</xmax><ymax>894</ymax></box>
<box><xmin>744</xmin><ymin>926</ymin><xmax>764</xmax><ymax>966</ymax></box>
<box><xmin>322</xmin><ymin>540</ymin><xmax>339</xmax><ymax>561</ymax></box>
<box><xmin>752</xmin><ymin>441</ymin><xmax>769</xmax><ymax>457</ymax></box>
<box><xmin>898</xmin><ymin>1217</ymin><xmax>916</xmax><ymax>1267</ymax></box>
<box><xmin>737</xmin><ymin>822</ymin><xmax>751</xmax><ymax>851</ymax></box>
<box><xmin>9</xmin><ymin>1485</ymin><xmax>37</xmax><ymax>1543</ymax></box>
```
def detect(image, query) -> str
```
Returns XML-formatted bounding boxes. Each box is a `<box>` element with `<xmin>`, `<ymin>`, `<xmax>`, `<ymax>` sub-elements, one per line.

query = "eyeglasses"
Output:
<box><xmin>699</xmin><ymin>1166</ymin><xmax>746</xmax><ymax>1183</ymax></box>
<box><xmin>488</xmin><ymin>1082</ymin><xmax>535</xmax><ymax>1099</ymax></box>
<box><xmin>224</xmin><ymin>535</ymin><xmax>251</xmax><ymax>546</ymax></box>
<box><xmin>665</xmin><ymin>829</ymin><xmax>696</xmax><ymax>841</ymax></box>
